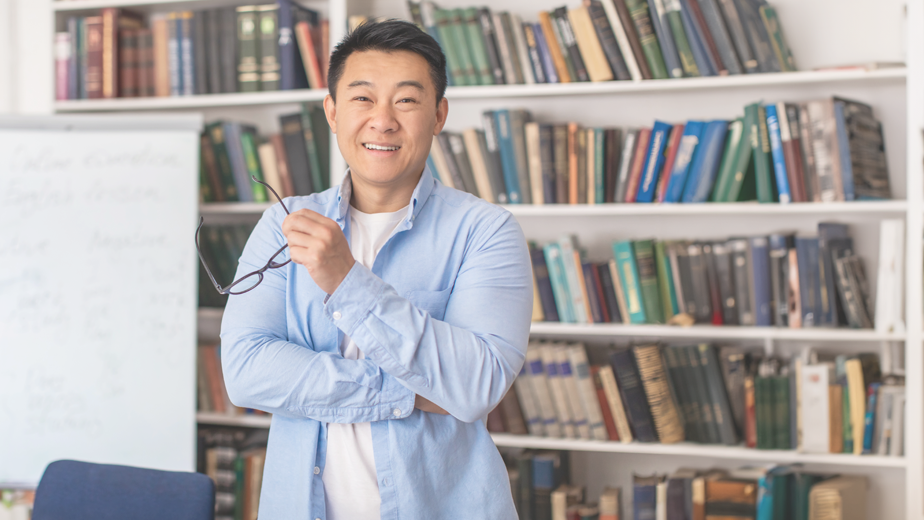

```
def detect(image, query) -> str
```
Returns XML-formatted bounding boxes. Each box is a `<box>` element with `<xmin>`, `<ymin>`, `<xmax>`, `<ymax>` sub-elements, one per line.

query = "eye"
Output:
<box><xmin>398</xmin><ymin>98</ymin><xmax>417</xmax><ymax>104</ymax></box>
<box><xmin>353</xmin><ymin>96</ymin><xmax>370</xmax><ymax>102</ymax></box>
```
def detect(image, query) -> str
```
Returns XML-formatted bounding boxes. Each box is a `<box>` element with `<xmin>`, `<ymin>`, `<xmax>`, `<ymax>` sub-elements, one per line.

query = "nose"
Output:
<box><xmin>369</xmin><ymin>102</ymin><xmax>399</xmax><ymax>134</ymax></box>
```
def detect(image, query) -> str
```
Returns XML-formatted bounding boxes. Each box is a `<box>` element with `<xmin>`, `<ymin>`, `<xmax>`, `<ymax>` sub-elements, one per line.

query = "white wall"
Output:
<box><xmin>2</xmin><ymin>0</ymin><xmax>53</xmax><ymax>114</ymax></box>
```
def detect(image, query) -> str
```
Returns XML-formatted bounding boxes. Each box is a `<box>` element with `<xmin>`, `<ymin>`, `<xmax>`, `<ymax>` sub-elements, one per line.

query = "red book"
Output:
<box><xmin>568</xmin><ymin>123</ymin><xmax>580</xmax><ymax>204</ymax></box>
<box><xmin>780</xmin><ymin>103</ymin><xmax>808</xmax><ymax>202</ymax></box>
<box><xmin>591</xmin><ymin>264</ymin><xmax>611</xmax><ymax>323</ymax></box>
<box><xmin>85</xmin><ymin>16</ymin><xmax>104</xmax><ymax>99</ymax></box>
<box><xmin>201</xmin><ymin>345</ymin><xmax>227</xmax><ymax>414</ymax></box>
<box><xmin>656</xmin><ymin>124</ymin><xmax>685</xmax><ymax>202</ymax></box>
<box><xmin>295</xmin><ymin>21</ymin><xmax>324</xmax><ymax>89</ymax></box>
<box><xmin>591</xmin><ymin>366</ymin><xmax>620</xmax><ymax>441</ymax></box>
<box><xmin>623</xmin><ymin>128</ymin><xmax>651</xmax><ymax>203</ymax></box>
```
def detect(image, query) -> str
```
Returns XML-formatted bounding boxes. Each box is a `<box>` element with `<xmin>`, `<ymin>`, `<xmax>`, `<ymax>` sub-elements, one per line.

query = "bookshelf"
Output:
<box><xmin>43</xmin><ymin>0</ymin><xmax>924</xmax><ymax>517</ymax></box>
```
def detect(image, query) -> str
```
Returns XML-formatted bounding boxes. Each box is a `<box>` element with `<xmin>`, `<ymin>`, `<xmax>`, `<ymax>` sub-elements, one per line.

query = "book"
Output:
<box><xmin>663</xmin><ymin>121</ymin><xmax>704</xmax><ymax>203</ymax></box>
<box><xmin>634</xmin><ymin>344</ymin><xmax>685</xmax><ymax>443</ymax></box>
<box><xmin>613</xmin><ymin>240</ymin><xmax>646</xmax><ymax>323</ymax></box>
<box><xmin>636</xmin><ymin>121</ymin><xmax>672</xmax><ymax>203</ymax></box>
<box><xmin>624</xmin><ymin>0</ymin><xmax>670</xmax><ymax>79</ymax></box>
<box><xmin>610</xmin><ymin>348</ymin><xmax>658</xmax><ymax>442</ymax></box>
<box><xmin>681</xmin><ymin>120</ymin><xmax>729</xmax><ymax>203</ymax></box>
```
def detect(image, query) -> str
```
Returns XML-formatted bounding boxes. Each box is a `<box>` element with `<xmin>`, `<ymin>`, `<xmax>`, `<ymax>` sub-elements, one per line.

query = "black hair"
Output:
<box><xmin>327</xmin><ymin>19</ymin><xmax>447</xmax><ymax>106</ymax></box>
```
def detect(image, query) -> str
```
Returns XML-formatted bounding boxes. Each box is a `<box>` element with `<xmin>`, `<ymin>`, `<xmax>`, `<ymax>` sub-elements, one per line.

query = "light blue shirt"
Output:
<box><xmin>220</xmin><ymin>165</ymin><xmax>533</xmax><ymax>520</ymax></box>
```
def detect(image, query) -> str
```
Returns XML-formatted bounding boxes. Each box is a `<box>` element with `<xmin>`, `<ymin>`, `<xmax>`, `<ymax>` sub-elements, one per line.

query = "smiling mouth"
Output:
<box><xmin>364</xmin><ymin>143</ymin><xmax>401</xmax><ymax>151</ymax></box>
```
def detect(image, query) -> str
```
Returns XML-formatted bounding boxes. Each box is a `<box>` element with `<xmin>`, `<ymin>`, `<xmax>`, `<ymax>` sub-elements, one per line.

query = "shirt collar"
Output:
<box><xmin>332</xmin><ymin>165</ymin><xmax>436</xmax><ymax>225</ymax></box>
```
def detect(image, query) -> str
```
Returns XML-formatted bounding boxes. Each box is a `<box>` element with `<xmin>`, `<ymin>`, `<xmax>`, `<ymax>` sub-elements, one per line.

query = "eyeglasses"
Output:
<box><xmin>196</xmin><ymin>176</ymin><xmax>291</xmax><ymax>295</ymax></box>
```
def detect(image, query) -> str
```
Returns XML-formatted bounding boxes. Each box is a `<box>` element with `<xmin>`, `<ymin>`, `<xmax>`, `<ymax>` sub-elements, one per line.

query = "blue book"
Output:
<box><xmin>277</xmin><ymin>0</ymin><xmax>312</xmax><ymax>90</ymax></box>
<box><xmin>681</xmin><ymin>120</ymin><xmax>729</xmax><ymax>203</ymax></box>
<box><xmin>679</xmin><ymin>0</ymin><xmax>718</xmax><ymax>76</ymax></box>
<box><xmin>765</xmin><ymin>104</ymin><xmax>792</xmax><ymax>204</ymax></box>
<box><xmin>833</xmin><ymin>101</ymin><xmax>856</xmax><ymax>201</ymax></box>
<box><xmin>795</xmin><ymin>236</ymin><xmax>821</xmax><ymax>327</ymax></box>
<box><xmin>636</xmin><ymin>121</ymin><xmax>673</xmax><ymax>203</ymax></box>
<box><xmin>558</xmin><ymin>236</ymin><xmax>590</xmax><ymax>324</ymax></box>
<box><xmin>633</xmin><ymin>477</ymin><xmax>658</xmax><ymax>520</ymax></box>
<box><xmin>748</xmin><ymin>236</ymin><xmax>772</xmax><ymax>326</ymax></box>
<box><xmin>532</xmin><ymin>22</ymin><xmax>559</xmax><ymax>84</ymax></box>
<box><xmin>612</xmin><ymin>241</ymin><xmax>646</xmax><ymax>324</ymax></box>
<box><xmin>543</xmin><ymin>243</ymin><xmax>575</xmax><ymax>323</ymax></box>
<box><xmin>646</xmin><ymin>0</ymin><xmax>683</xmax><ymax>78</ymax></box>
<box><xmin>493</xmin><ymin>109</ymin><xmax>523</xmax><ymax>203</ymax></box>
<box><xmin>663</xmin><ymin>121</ymin><xmax>705</xmax><ymax>203</ymax></box>
<box><xmin>862</xmin><ymin>382</ymin><xmax>881</xmax><ymax>454</ymax></box>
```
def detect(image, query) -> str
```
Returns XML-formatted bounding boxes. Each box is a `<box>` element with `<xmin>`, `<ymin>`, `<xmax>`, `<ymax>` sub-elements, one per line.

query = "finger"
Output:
<box><xmin>283</xmin><ymin>213</ymin><xmax>339</xmax><ymax>241</ymax></box>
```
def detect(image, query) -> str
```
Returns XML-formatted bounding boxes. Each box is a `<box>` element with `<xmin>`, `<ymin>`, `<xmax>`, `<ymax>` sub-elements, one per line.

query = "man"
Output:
<box><xmin>220</xmin><ymin>19</ymin><xmax>532</xmax><ymax>520</ymax></box>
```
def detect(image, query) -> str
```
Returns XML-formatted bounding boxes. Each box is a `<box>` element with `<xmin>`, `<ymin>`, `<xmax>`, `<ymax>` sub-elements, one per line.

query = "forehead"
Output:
<box><xmin>340</xmin><ymin>49</ymin><xmax>434</xmax><ymax>89</ymax></box>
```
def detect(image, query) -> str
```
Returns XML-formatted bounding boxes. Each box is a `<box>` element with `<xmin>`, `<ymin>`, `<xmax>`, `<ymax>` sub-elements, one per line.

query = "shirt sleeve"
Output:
<box><xmin>323</xmin><ymin>211</ymin><xmax>533</xmax><ymax>423</ymax></box>
<box><xmin>219</xmin><ymin>204</ymin><xmax>416</xmax><ymax>424</ymax></box>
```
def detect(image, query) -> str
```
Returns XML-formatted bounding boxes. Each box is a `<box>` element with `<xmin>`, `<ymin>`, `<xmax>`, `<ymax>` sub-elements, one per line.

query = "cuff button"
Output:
<box><xmin>332</xmin><ymin>311</ymin><xmax>342</xmax><ymax>320</ymax></box>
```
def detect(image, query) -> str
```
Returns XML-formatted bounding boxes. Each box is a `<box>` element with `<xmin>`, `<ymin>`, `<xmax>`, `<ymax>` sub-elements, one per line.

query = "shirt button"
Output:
<box><xmin>314</xmin><ymin>466</ymin><xmax>320</xmax><ymax>475</ymax></box>
<box><xmin>332</xmin><ymin>311</ymin><xmax>342</xmax><ymax>320</ymax></box>
<box><xmin>393</xmin><ymin>408</ymin><xmax>401</xmax><ymax>417</ymax></box>
<box><xmin>383</xmin><ymin>477</ymin><xmax>391</xmax><ymax>486</ymax></box>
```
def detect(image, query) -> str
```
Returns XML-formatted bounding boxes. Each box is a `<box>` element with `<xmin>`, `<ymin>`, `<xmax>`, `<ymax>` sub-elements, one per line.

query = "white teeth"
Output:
<box><xmin>364</xmin><ymin>143</ymin><xmax>400</xmax><ymax>151</ymax></box>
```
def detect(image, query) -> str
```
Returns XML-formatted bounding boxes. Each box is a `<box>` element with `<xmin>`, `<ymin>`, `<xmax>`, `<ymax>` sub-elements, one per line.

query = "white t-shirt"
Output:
<box><xmin>322</xmin><ymin>204</ymin><xmax>408</xmax><ymax>520</ymax></box>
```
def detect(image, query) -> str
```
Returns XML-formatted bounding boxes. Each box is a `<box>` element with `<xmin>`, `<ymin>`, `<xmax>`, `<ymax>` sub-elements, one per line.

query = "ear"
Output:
<box><xmin>323</xmin><ymin>94</ymin><xmax>337</xmax><ymax>134</ymax></box>
<box><xmin>433</xmin><ymin>97</ymin><xmax>449</xmax><ymax>136</ymax></box>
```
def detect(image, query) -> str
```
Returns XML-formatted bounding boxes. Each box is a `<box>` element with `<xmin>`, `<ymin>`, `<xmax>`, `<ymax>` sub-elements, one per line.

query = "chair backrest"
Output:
<box><xmin>31</xmin><ymin>460</ymin><xmax>215</xmax><ymax>520</ymax></box>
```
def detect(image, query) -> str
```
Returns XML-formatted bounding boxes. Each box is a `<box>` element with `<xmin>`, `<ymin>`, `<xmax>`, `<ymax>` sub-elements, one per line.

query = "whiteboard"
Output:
<box><xmin>0</xmin><ymin>114</ymin><xmax>202</xmax><ymax>486</ymax></box>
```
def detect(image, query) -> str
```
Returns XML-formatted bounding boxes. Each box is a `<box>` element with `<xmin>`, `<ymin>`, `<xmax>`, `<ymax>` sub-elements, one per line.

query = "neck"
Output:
<box><xmin>349</xmin><ymin>167</ymin><xmax>423</xmax><ymax>214</ymax></box>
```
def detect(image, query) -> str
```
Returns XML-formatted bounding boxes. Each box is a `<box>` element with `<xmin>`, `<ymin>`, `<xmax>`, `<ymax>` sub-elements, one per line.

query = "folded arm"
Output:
<box><xmin>219</xmin><ymin>205</ymin><xmax>416</xmax><ymax>423</ymax></box>
<box><xmin>323</xmin><ymin>211</ymin><xmax>534</xmax><ymax>423</ymax></box>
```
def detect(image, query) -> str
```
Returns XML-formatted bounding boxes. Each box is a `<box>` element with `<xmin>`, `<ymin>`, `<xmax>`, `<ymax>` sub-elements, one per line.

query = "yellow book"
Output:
<box><xmin>567</xmin><ymin>6</ymin><xmax>615</xmax><ymax>82</ymax></box>
<box><xmin>845</xmin><ymin>358</ymin><xmax>866</xmax><ymax>455</ymax></box>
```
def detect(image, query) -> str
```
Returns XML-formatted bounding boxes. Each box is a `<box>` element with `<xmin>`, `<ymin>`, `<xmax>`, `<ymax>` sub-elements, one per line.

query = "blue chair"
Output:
<box><xmin>32</xmin><ymin>460</ymin><xmax>215</xmax><ymax>520</ymax></box>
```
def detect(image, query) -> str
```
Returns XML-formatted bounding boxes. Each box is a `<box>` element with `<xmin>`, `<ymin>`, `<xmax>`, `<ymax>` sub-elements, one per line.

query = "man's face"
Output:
<box><xmin>324</xmin><ymin>49</ymin><xmax>448</xmax><ymax>192</ymax></box>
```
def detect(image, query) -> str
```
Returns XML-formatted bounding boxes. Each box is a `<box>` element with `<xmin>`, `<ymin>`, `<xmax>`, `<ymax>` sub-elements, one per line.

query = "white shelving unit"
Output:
<box><xmin>51</xmin><ymin>0</ymin><xmax>924</xmax><ymax>517</ymax></box>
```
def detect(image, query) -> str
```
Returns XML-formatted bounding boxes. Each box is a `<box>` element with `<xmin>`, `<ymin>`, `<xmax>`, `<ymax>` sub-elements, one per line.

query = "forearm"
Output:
<box><xmin>219</xmin><ymin>325</ymin><xmax>416</xmax><ymax>423</ymax></box>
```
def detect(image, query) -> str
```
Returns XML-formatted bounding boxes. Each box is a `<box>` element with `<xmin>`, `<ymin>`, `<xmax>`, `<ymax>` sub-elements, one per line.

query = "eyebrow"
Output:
<box><xmin>346</xmin><ymin>80</ymin><xmax>426</xmax><ymax>91</ymax></box>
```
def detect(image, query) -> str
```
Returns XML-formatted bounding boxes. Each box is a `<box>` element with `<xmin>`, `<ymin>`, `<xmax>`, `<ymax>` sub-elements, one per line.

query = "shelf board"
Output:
<box><xmin>529</xmin><ymin>322</ymin><xmax>906</xmax><ymax>342</ymax></box>
<box><xmin>54</xmin><ymin>68</ymin><xmax>906</xmax><ymax>112</ymax></box>
<box><xmin>197</xmin><ymin>411</ymin><xmax>272</xmax><ymax>428</ymax></box>
<box><xmin>199</xmin><ymin>200</ymin><xmax>909</xmax><ymax>217</ymax></box>
<box><xmin>55</xmin><ymin>88</ymin><xmax>328</xmax><ymax>112</ymax></box>
<box><xmin>52</xmin><ymin>0</ymin><xmax>323</xmax><ymax>11</ymax></box>
<box><xmin>490</xmin><ymin>434</ymin><xmax>907</xmax><ymax>468</ymax></box>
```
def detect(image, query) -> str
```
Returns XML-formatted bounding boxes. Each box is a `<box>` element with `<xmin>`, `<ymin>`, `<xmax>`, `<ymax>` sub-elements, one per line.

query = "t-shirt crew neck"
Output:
<box><xmin>321</xmin><ymin>203</ymin><xmax>409</xmax><ymax>520</ymax></box>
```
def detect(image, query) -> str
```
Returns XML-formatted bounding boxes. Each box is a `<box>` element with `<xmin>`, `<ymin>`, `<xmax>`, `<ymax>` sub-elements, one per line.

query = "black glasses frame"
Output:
<box><xmin>196</xmin><ymin>175</ymin><xmax>291</xmax><ymax>295</ymax></box>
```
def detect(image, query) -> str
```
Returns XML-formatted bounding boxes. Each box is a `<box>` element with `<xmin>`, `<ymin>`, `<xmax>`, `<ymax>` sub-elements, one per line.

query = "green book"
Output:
<box><xmin>759</xmin><ymin>6</ymin><xmax>796</xmax><ymax>72</ymax></box>
<box><xmin>462</xmin><ymin>7</ymin><xmax>494</xmax><ymax>85</ymax></box>
<box><xmin>654</xmin><ymin>241</ymin><xmax>679</xmax><ymax>320</ymax></box>
<box><xmin>434</xmin><ymin>9</ymin><xmax>466</xmax><ymax>86</ymax></box>
<box><xmin>300</xmin><ymin>103</ymin><xmax>326</xmax><ymax>195</ymax></box>
<box><xmin>664</xmin><ymin>0</ymin><xmax>699</xmax><ymax>77</ymax></box>
<box><xmin>449</xmin><ymin>8</ymin><xmax>478</xmax><ymax>86</ymax></box>
<box><xmin>772</xmin><ymin>375</ymin><xmax>791</xmax><ymax>450</ymax></box>
<box><xmin>205</xmin><ymin>122</ymin><xmax>240</xmax><ymax>202</ymax></box>
<box><xmin>792</xmin><ymin>473</ymin><xmax>824</xmax><ymax>520</ymax></box>
<box><xmin>240</xmin><ymin>128</ymin><xmax>268</xmax><ymax>202</ymax></box>
<box><xmin>308</xmin><ymin>103</ymin><xmax>331</xmax><ymax>190</ymax></box>
<box><xmin>719</xmin><ymin>109</ymin><xmax>756</xmax><ymax>202</ymax></box>
<box><xmin>612</xmin><ymin>240</ymin><xmax>647</xmax><ymax>324</ymax></box>
<box><xmin>236</xmin><ymin>6</ymin><xmax>260</xmax><ymax>92</ymax></box>
<box><xmin>257</xmin><ymin>5</ymin><xmax>280</xmax><ymax>91</ymax></box>
<box><xmin>771</xmin><ymin>471</ymin><xmax>794</xmax><ymax>520</ymax></box>
<box><xmin>594</xmin><ymin>128</ymin><xmax>605</xmax><ymax>204</ymax></box>
<box><xmin>709</xmin><ymin>118</ymin><xmax>744</xmax><ymax>202</ymax></box>
<box><xmin>755</xmin><ymin>376</ymin><xmax>772</xmax><ymax>449</ymax></box>
<box><xmin>623</xmin><ymin>0</ymin><xmax>669</xmax><ymax>79</ymax></box>
<box><xmin>753</xmin><ymin>104</ymin><xmax>777</xmax><ymax>203</ymax></box>
<box><xmin>632</xmin><ymin>240</ymin><xmax>664</xmax><ymax>324</ymax></box>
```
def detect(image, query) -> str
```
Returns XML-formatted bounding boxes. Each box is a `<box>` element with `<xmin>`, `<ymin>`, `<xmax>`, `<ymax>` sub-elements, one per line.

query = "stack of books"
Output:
<box><xmin>407</xmin><ymin>0</ymin><xmax>796</xmax><ymax>86</ymax></box>
<box><xmin>531</xmin><ymin>222</ymin><xmax>885</xmax><ymax>330</ymax></box>
<box><xmin>54</xmin><ymin>2</ymin><xmax>328</xmax><ymax>100</ymax></box>
<box><xmin>199</xmin><ymin>103</ymin><xmax>330</xmax><ymax>204</ymax></box>
<box><xmin>627</xmin><ymin>467</ymin><xmax>867</xmax><ymax>520</ymax></box>
<box><xmin>430</xmin><ymin>99</ymin><xmax>891</xmax><ymax>206</ymax></box>
<box><xmin>492</xmin><ymin>342</ymin><xmax>905</xmax><ymax>457</ymax></box>
<box><xmin>198</xmin><ymin>428</ymin><xmax>268</xmax><ymax>520</ymax></box>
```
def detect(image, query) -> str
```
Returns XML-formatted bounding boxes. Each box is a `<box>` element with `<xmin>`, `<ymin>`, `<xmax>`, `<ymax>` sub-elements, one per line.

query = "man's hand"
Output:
<box><xmin>281</xmin><ymin>209</ymin><xmax>355</xmax><ymax>295</ymax></box>
<box><xmin>415</xmin><ymin>395</ymin><xmax>449</xmax><ymax>415</ymax></box>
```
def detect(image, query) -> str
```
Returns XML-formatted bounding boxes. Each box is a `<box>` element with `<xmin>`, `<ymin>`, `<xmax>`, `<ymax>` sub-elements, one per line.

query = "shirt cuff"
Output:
<box><xmin>324</xmin><ymin>261</ymin><xmax>388</xmax><ymax>337</ymax></box>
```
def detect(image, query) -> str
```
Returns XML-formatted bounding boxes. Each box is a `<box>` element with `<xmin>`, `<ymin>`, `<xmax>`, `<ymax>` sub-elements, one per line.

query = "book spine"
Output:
<box><xmin>544</xmin><ymin>244</ymin><xmax>576</xmax><ymax>323</ymax></box>
<box><xmin>614</xmin><ymin>129</ymin><xmax>638</xmax><ymax>202</ymax></box>
<box><xmin>655</xmin><ymin>241</ymin><xmax>679</xmax><ymax>319</ymax></box>
<box><xmin>258</xmin><ymin>6</ymin><xmax>280</xmax><ymax>91</ymax></box>
<box><xmin>759</xmin><ymin>5</ymin><xmax>796</xmax><ymax>72</ymax></box>
<box><xmin>236</xmin><ymin>7</ymin><xmax>260</xmax><ymax>92</ymax></box>
<box><xmin>240</xmin><ymin>129</ymin><xmax>268</xmax><ymax>202</ymax></box>
<box><xmin>570</xmin><ymin>5</ymin><xmax>618</xmax><ymax>82</ymax></box>
<box><xmin>624</xmin><ymin>128</ymin><xmax>652</xmax><ymax>202</ymax></box>
<box><xmin>664</xmin><ymin>0</ymin><xmax>699</xmax><ymax>76</ymax></box>
<box><xmin>481</xmin><ymin>110</ymin><xmax>510</xmax><ymax>203</ymax></box>
<box><xmin>67</xmin><ymin>17</ymin><xmax>79</xmax><ymax>100</ymax></box>
<box><xmin>681</xmin><ymin>120</ymin><xmax>729</xmax><ymax>203</ymax></box>
<box><xmin>833</xmin><ymin>101</ymin><xmax>856</xmax><ymax>201</ymax></box>
<box><xmin>752</xmin><ymin>104</ymin><xmax>776</xmax><ymax>202</ymax></box>
<box><xmin>730</xmin><ymin>239</ymin><xmax>754</xmax><ymax>325</ymax></box>
<box><xmin>122</xmin><ymin>28</ymin><xmax>140</xmax><ymax>97</ymax></box>
<box><xmin>610</xmin><ymin>349</ymin><xmax>658</xmax><ymax>442</ymax></box>
<box><xmin>684</xmin><ymin>0</ymin><xmax>725</xmax><ymax>75</ymax></box>
<box><xmin>180</xmin><ymin>12</ymin><xmax>195</xmax><ymax>96</ymax></box>
<box><xmin>623</xmin><ymin>0</ymin><xmax>669</xmax><ymax>79</ymax></box>
<box><xmin>648</xmin><ymin>0</ymin><xmax>684</xmax><ymax>78</ymax></box>
<box><xmin>523</xmin><ymin>122</ymin><xmax>545</xmax><ymax>204</ymax></box>
<box><xmin>478</xmin><ymin>8</ymin><xmax>506</xmax><ymax>85</ymax></box>
<box><xmin>279</xmin><ymin>113</ymin><xmax>314</xmax><ymax>195</ymax></box>
<box><xmin>716</xmin><ymin>0</ymin><xmax>758</xmax><ymax>73</ymax></box>
<box><xmin>765</xmin><ymin>104</ymin><xmax>792</xmax><ymax>203</ymax></box>
<box><xmin>698</xmin><ymin>344</ymin><xmax>739</xmax><ymax>445</ymax></box>
<box><xmin>539</xmin><ymin>124</ymin><xmax>557</xmax><ymax>204</ymax></box>
<box><xmin>166</xmin><ymin>13</ymin><xmax>182</xmax><ymax>96</ymax></box>
<box><xmin>599</xmin><ymin>364</ymin><xmax>634</xmax><ymax>442</ymax></box>
<box><xmin>558</xmin><ymin>346</ymin><xmax>593</xmax><ymax>439</ymax></box>
<box><xmin>463</xmin><ymin>7</ymin><xmax>495</xmax><ymax>85</ymax></box>
<box><xmin>613</xmin><ymin>0</ymin><xmax>654</xmax><ymax>79</ymax></box>
<box><xmin>531</xmin><ymin>247</ymin><xmax>560</xmax><ymax>321</ymax></box>
<box><xmin>537</xmin><ymin>12</ymin><xmax>571</xmax><ymax>83</ymax></box>
<box><xmin>493</xmin><ymin>12</ymin><xmax>521</xmax><ymax>84</ymax></box>
<box><xmin>540</xmin><ymin>345</ymin><xmax>577</xmax><ymax>438</ymax></box>
<box><xmin>634</xmin><ymin>344</ymin><xmax>685</xmax><ymax>443</ymax></box>
<box><xmin>510</xmin><ymin>110</ymin><xmax>534</xmax><ymax>203</ymax></box>
<box><xmin>55</xmin><ymin>32</ymin><xmax>72</xmax><ymax>101</ymax></box>
<box><xmin>531</xmin><ymin>21</ymin><xmax>559</xmax><ymax>84</ymax></box>
<box><xmin>613</xmin><ymin>241</ymin><xmax>647</xmax><ymax>324</ymax></box>
<box><xmin>526</xmin><ymin>346</ymin><xmax>564</xmax><ymax>438</ymax></box>
<box><xmin>734</xmin><ymin>0</ymin><xmax>779</xmax><ymax>73</ymax></box>
<box><xmin>494</xmin><ymin>109</ymin><xmax>524</xmax><ymax>203</ymax></box>
<box><xmin>709</xmin><ymin>118</ymin><xmax>744</xmax><ymax>202</ymax></box>
<box><xmin>696</xmin><ymin>0</ymin><xmax>742</xmax><ymax>74</ymax></box>
<box><xmin>778</xmin><ymin>103</ymin><xmax>807</xmax><ymax>202</ymax></box>
<box><xmin>663</xmin><ymin>121</ymin><xmax>702</xmax><ymax>203</ymax></box>
<box><xmin>85</xmin><ymin>16</ymin><xmax>104</xmax><ymax>99</ymax></box>
<box><xmin>514</xmin><ymin>366</ymin><xmax>546</xmax><ymax>436</ymax></box>
<box><xmin>558</xmin><ymin>238</ymin><xmax>590</xmax><ymax>323</ymax></box>
<box><xmin>509</xmin><ymin>13</ymin><xmax>537</xmax><ymax>84</ymax></box>
<box><xmin>206</xmin><ymin>123</ymin><xmax>240</xmax><ymax>201</ymax></box>
<box><xmin>463</xmin><ymin>128</ymin><xmax>496</xmax><ymax>203</ymax></box>
<box><xmin>636</xmin><ymin>121</ymin><xmax>671</xmax><ymax>203</ymax></box>
<box><xmin>553</xmin><ymin>7</ymin><xmax>590</xmax><ymax>82</ymax></box>
<box><xmin>806</xmin><ymin>100</ymin><xmax>843</xmax><ymax>202</ymax></box>
<box><xmin>300</xmin><ymin>103</ymin><xmax>326</xmax><ymax>194</ymax></box>
<box><xmin>219</xmin><ymin>8</ymin><xmax>238</xmax><ymax>93</ymax></box>
<box><xmin>449</xmin><ymin>8</ymin><xmax>478</xmax><ymax>85</ymax></box>
<box><xmin>101</xmin><ymin>8</ymin><xmax>119</xmax><ymax>99</ymax></box>
<box><xmin>633</xmin><ymin>240</ymin><xmax>665</xmax><ymax>323</ymax></box>
<box><xmin>587</xmin><ymin>0</ymin><xmax>631</xmax><ymax>81</ymax></box>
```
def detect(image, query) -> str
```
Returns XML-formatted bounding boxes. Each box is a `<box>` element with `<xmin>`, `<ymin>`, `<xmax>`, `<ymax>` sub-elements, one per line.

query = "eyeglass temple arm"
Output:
<box><xmin>195</xmin><ymin>217</ymin><xmax>227</xmax><ymax>293</ymax></box>
<box><xmin>252</xmin><ymin>175</ymin><xmax>291</xmax><ymax>215</ymax></box>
